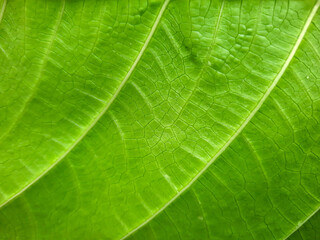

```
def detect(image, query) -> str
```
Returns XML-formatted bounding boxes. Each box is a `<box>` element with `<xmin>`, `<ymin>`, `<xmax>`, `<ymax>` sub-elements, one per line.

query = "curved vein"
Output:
<box><xmin>0</xmin><ymin>0</ymin><xmax>6</xmax><ymax>24</ymax></box>
<box><xmin>0</xmin><ymin>0</ymin><xmax>7</xmax><ymax>58</ymax></box>
<box><xmin>0</xmin><ymin>0</ymin><xmax>65</xmax><ymax>142</ymax></box>
<box><xmin>0</xmin><ymin>0</ymin><xmax>170</xmax><ymax>209</ymax></box>
<box><xmin>121</xmin><ymin>1</ymin><xmax>320</xmax><ymax>239</ymax></box>
<box><xmin>283</xmin><ymin>205</ymin><xmax>320</xmax><ymax>240</ymax></box>
<box><xmin>171</xmin><ymin>0</ymin><xmax>225</xmax><ymax>124</ymax></box>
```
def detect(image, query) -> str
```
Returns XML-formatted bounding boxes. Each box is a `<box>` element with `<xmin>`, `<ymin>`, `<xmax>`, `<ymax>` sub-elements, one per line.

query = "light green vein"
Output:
<box><xmin>0</xmin><ymin>0</ymin><xmax>170</xmax><ymax>209</ymax></box>
<box><xmin>120</xmin><ymin>1</ymin><xmax>320</xmax><ymax>239</ymax></box>
<box><xmin>0</xmin><ymin>0</ymin><xmax>7</xmax><ymax>58</ymax></box>
<box><xmin>0</xmin><ymin>0</ymin><xmax>65</xmax><ymax>142</ymax></box>
<box><xmin>284</xmin><ymin>205</ymin><xmax>320</xmax><ymax>240</ymax></box>
<box><xmin>172</xmin><ymin>0</ymin><xmax>225</xmax><ymax>124</ymax></box>
<box><xmin>0</xmin><ymin>0</ymin><xmax>6</xmax><ymax>24</ymax></box>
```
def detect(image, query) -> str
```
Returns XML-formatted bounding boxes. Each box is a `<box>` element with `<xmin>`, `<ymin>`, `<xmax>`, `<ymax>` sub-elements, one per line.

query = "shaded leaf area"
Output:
<box><xmin>0</xmin><ymin>0</ymin><xmax>319</xmax><ymax>239</ymax></box>
<box><xmin>288</xmin><ymin>210</ymin><xmax>320</xmax><ymax>240</ymax></box>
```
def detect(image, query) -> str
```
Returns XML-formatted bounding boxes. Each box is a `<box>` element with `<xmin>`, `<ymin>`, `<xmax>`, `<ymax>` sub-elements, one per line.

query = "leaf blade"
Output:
<box><xmin>0</xmin><ymin>0</ymin><xmax>319</xmax><ymax>239</ymax></box>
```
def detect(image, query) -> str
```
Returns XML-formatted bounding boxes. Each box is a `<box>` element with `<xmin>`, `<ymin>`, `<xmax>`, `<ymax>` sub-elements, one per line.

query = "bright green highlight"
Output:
<box><xmin>0</xmin><ymin>0</ymin><xmax>319</xmax><ymax>239</ymax></box>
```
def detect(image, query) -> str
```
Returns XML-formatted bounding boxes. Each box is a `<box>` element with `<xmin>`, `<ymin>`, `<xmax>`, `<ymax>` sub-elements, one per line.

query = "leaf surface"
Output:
<box><xmin>288</xmin><ymin>210</ymin><xmax>320</xmax><ymax>240</ymax></box>
<box><xmin>0</xmin><ymin>0</ymin><xmax>319</xmax><ymax>239</ymax></box>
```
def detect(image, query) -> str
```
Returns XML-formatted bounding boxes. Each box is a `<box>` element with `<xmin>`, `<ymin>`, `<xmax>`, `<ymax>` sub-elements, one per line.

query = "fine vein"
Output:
<box><xmin>121</xmin><ymin>1</ymin><xmax>320</xmax><ymax>239</ymax></box>
<box><xmin>0</xmin><ymin>0</ymin><xmax>170</xmax><ymax>209</ymax></box>
<box><xmin>0</xmin><ymin>0</ymin><xmax>65</xmax><ymax>142</ymax></box>
<box><xmin>284</xmin><ymin>205</ymin><xmax>320</xmax><ymax>240</ymax></box>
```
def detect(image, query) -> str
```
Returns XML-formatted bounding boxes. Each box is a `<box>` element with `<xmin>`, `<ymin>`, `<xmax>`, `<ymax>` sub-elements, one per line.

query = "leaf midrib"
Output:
<box><xmin>120</xmin><ymin>1</ymin><xmax>320</xmax><ymax>239</ymax></box>
<box><xmin>0</xmin><ymin>0</ymin><xmax>170</xmax><ymax>209</ymax></box>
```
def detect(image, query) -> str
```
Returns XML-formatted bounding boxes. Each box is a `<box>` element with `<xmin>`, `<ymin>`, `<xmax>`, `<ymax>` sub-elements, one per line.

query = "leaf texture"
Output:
<box><xmin>0</xmin><ymin>0</ymin><xmax>319</xmax><ymax>239</ymax></box>
<box><xmin>288</xmin><ymin>210</ymin><xmax>320</xmax><ymax>240</ymax></box>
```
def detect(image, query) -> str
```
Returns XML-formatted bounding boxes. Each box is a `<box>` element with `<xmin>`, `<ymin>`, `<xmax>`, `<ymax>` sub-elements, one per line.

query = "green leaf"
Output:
<box><xmin>288</xmin><ymin>210</ymin><xmax>320</xmax><ymax>240</ymax></box>
<box><xmin>0</xmin><ymin>0</ymin><xmax>319</xmax><ymax>239</ymax></box>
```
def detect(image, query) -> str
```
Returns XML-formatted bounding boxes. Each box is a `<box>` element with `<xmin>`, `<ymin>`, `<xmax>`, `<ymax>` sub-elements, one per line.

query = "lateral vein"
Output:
<box><xmin>0</xmin><ymin>0</ymin><xmax>170</xmax><ymax>209</ymax></box>
<box><xmin>283</xmin><ymin>205</ymin><xmax>320</xmax><ymax>240</ymax></box>
<box><xmin>0</xmin><ymin>0</ymin><xmax>6</xmax><ymax>24</ymax></box>
<box><xmin>0</xmin><ymin>0</ymin><xmax>65</xmax><ymax>142</ymax></box>
<box><xmin>120</xmin><ymin>1</ymin><xmax>320</xmax><ymax>239</ymax></box>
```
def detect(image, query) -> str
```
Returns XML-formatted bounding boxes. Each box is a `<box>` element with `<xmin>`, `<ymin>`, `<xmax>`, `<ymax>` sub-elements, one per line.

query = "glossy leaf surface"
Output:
<box><xmin>0</xmin><ymin>0</ymin><xmax>319</xmax><ymax>239</ymax></box>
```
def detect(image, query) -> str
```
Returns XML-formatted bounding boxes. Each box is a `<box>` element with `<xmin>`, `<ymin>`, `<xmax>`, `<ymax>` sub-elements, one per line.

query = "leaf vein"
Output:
<box><xmin>0</xmin><ymin>0</ymin><xmax>7</xmax><ymax>24</ymax></box>
<box><xmin>120</xmin><ymin>1</ymin><xmax>320</xmax><ymax>239</ymax></box>
<box><xmin>0</xmin><ymin>0</ymin><xmax>65</xmax><ymax>142</ymax></box>
<box><xmin>0</xmin><ymin>0</ymin><xmax>170</xmax><ymax>209</ymax></box>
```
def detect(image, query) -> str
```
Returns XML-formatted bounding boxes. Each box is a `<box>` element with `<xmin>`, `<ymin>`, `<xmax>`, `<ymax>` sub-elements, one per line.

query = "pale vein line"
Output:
<box><xmin>283</xmin><ymin>205</ymin><xmax>320</xmax><ymax>240</ymax></box>
<box><xmin>121</xmin><ymin>1</ymin><xmax>320</xmax><ymax>239</ymax></box>
<box><xmin>172</xmin><ymin>0</ymin><xmax>225</xmax><ymax>124</ymax></box>
<box><xmin>0</xmin><ymin>0</ymin><xmax>6</xmax><ymax>24</ymax></box>
<box><xmin>0</xmin><ymin>0</ymin><xmax>65</xmax><ymax>142</ymax></box>
<box><xmin>0</xmin><ymin>0</ymin><xmax>170</xmax><ymax>209</ymax></box>
<box><xmin>0</xmin><ymin>0</ymin><xmax>7</xmax><ymax>58</ymax></box>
